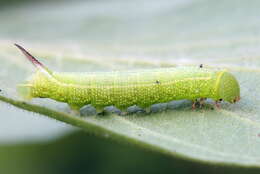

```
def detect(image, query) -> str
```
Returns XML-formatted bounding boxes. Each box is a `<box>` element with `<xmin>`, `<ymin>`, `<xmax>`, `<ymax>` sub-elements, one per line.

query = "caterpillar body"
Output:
<box><xmin>15</xmin><ymin>44</ymin><xmax>240</xmax><ymax>113</ymax></box>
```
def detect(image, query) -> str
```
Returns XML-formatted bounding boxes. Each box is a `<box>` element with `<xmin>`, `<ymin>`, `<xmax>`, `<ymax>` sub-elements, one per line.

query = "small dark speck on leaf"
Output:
<box><xmin>155</xmin><ymin>80</ymin><xmax>160</xmax><ymax>84</ymax></box>
<box><xmin>199</xmin><ymin>64</ymin><xmax>203</xmax><ymax>68</ymax></box>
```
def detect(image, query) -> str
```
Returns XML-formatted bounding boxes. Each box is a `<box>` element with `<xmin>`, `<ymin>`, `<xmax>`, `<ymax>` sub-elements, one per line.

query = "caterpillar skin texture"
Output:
<box><xmin>15</xmin><ymin>44</ymin><xmax>240</xmax><ymax>111</ymax></box>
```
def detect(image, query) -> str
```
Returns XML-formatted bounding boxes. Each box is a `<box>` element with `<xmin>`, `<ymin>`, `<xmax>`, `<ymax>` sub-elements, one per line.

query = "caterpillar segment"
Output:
<box><xmin>15</xmin><ymin>44</ymin><xmax>240</xmax><ymax>114</ymax></box>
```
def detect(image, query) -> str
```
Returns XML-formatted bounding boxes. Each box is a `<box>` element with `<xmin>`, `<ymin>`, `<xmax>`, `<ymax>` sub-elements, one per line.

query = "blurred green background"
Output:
<box><xmin>1</xmin><ymin>0</ymin><xmax>260</xmax><ymax>173</ymax></box>
<box><xmin>2</xmin><ymin>130</ymin><xmax>260</xmax><ymax>174</ymax></box>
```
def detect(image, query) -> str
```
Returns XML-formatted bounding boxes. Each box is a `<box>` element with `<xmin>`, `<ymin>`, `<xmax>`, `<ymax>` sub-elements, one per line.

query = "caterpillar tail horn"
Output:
<box><xmin>14</xmin><ymin>44</ymin><xmax>53</xmax><ymax>99</ymax></box>
<box><xmin>14</xmin><ymin>43</ymin><xmax>52</xmax><ymax>73</ymax></box>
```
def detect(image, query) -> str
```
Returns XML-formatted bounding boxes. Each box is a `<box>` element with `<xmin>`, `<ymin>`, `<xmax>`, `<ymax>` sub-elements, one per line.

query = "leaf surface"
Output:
<box><xmin>1</xmin><ymin>0</ymin><xmax>260</xmax><ymax>167</ymax></box>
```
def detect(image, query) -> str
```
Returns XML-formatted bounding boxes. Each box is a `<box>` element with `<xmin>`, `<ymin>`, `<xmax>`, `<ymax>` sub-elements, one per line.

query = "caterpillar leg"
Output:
<box><xmin>105</xmin><ymin>106</ymin><xmax>121</xmax><ymax>115</ymax></box>
<box><xmin>215</xmin><ymin>101</ymin><xmax>221</xmax><ymax>109</ymax></box>
<box><xmin>199</xmin><ymin>98</ymin><xmax>206</xmax><ymax>108</ymax></box>
<box><xmin>192</xmin><ymin>102</ymin><xmax>196</xmax><ymax>110</ymax></box>
<box><xmin>125</xmin><ymin>105</ymin><xmax>143</xmax><ymax>114</ymax></box>
<box><xmin>192</xmin><ymin>99</ymin><xmax>199</xmax><ymax>110</ymax></box>
<box><xmin>80</xmin><ymin>105</ymin><xmax>96</xmax><ymax>116</ymax></box>
<box><xmin>192</xmin><ymin>98</ymin><xmax>206</xmax><ymax>110</ymax></box>
<box><xmin>120</xmin><ymin>105</ymin><xmax>147</xmax><ymax>115</ymax></box>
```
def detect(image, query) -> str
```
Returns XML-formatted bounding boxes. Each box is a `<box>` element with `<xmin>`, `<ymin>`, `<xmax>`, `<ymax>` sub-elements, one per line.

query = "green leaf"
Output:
<box><xmin>1</xmin><ymin>0</ymin><xmax>260</xmax><ymax>168</ymax></box>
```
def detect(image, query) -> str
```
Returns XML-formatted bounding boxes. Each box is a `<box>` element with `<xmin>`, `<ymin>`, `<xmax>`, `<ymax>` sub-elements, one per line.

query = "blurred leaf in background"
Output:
<box><xmin>1</xmin><ymin>131</ymin><xmax>260</xmax><ymax>174</ymax></box>
<box><xmin>1</xmin><ymin>0</ymin><xmax>260</xmax><ymax>173</ymax></box>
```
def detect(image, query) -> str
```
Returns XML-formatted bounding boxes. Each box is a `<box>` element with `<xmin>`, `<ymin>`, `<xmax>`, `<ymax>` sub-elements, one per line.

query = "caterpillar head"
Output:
<box><xmin>218</xmin><ymin>71</ymin><xmax>240</xmax><ymax>103</ymax></box>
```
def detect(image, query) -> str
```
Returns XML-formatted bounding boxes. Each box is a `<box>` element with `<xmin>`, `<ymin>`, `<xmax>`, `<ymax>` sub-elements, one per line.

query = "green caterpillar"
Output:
<box><xmin>15</xmin><ymin>44</ymin><xmax>240</xmax><ymax>114</ymax></box>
